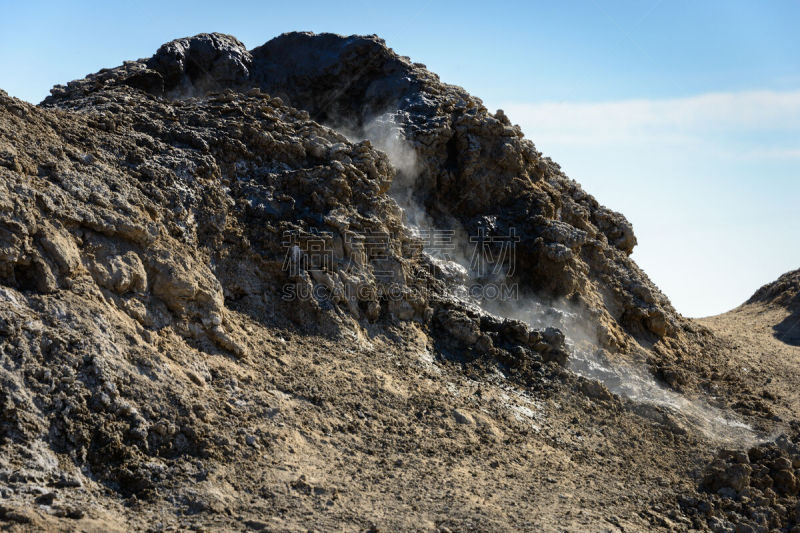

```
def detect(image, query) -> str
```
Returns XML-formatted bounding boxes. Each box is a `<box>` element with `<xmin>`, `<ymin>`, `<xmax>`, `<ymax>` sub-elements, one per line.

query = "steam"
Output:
<box><xmin>569</xmin><ymin>346</ymin><xmax>758</xmax><ymax>445</ymax></box>
<box><xmin>336</xmin><ymin>111</ymin><xmax>761</xmax><ymax>446</ymax></box>
<box><xmin>496</xmin><ymin>296</ymin><xmax>761</xmax><ymax>444</ymax></box>
<box><xmin>486</xmin><ymin>294</ymin><xmax>759</xmax><ymax>444</ymax></box>
<box><xmin>360</xmin><ymin>116</ymin><xmax>420</xmax><ymax>191</ymax></box>
<box><xmin>339</xmin><ymin>113</ymin><xmax>437</xmax><ymax>231</ymax></box>
<box><xmin>339</xmin><ymin>113</ymin><xmax>479</xmax><ymax>279</ymax></box>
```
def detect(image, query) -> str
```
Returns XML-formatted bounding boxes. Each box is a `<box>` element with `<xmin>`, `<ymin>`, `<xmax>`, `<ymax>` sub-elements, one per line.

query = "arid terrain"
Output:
<box><xmin>0</xmin><ymin>32</ymin><xmax>798</xmax><ymax>532</ymax></box>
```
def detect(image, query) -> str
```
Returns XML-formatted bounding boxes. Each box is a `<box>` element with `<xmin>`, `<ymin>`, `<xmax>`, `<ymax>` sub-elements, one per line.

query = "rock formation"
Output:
<box><xmin>43</xmin><ymin>32</ymin><xmax>713</xmax><ymax>364</ymax></box>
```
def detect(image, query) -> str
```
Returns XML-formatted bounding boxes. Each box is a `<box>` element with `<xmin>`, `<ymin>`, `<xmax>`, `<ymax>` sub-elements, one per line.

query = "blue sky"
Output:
<box><xmin>2</xmin><ymin>1</ymin><xmax>798</xmax><ymax>316</ymax></box>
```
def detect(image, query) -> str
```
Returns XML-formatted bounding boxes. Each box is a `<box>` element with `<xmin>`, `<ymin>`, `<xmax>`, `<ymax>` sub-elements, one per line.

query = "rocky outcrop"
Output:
<box><xmin>42</xmin><ymin>32</ymin><xmax>708</xmax><ymax>366</ymax></box>
<box><xmin>684</xmin><ymin>437</ymin><xmax>800</xmax><ymax>532</ymax></box>
<box><xmin>1</xmin><ymin>39</ymin><xmax>575</xmax><ymax>508</ymax></box>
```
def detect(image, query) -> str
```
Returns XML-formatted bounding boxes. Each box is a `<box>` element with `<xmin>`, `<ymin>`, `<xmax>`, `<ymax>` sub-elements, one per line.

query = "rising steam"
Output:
<box><xmin>337</xmin><ymin>111</ymin><xmax>762</xmax><ymax>446</ymax></box>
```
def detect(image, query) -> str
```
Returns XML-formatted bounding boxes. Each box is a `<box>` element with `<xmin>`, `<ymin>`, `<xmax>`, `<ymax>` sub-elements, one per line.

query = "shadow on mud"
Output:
<box><xmin>774</xmin><ymin>309</ymin><xmax>800</xmax><ymax>346</ymax></box>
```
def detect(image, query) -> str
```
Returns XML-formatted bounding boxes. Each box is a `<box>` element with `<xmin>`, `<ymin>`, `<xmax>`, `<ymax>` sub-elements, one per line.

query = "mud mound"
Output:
<box><xmin>0</xmin><ymin>31</ymin><xmax>783</xmax><ymax>530</ymax></box>
<box><xmin>43</xmin><ymin>32</ymin><xmax>719</xmax><ymax>371</ymax></box>
<box><xmin>0</xmin><ymin>35</ymin><xmax>574</xmax><ymax>527</ymax></box>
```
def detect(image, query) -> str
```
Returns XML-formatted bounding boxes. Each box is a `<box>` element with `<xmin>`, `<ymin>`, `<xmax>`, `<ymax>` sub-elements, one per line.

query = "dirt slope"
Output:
<box><xmin>700</xmin><ymin>297</ymin><xmax>800</xmax><ymax>421</ymax></box>
<box><xmin>699</xmin><ymin>269</ymin><xmax>800</xmax><ymax>421</ymax></box>
<box><xmin>692</xmin><ymin>270</ymin><xmax>800</xmax><ymax>531</ymax></box>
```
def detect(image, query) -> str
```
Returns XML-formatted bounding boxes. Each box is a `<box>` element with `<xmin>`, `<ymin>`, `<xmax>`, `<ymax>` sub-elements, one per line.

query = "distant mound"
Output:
<box><xmin>747</xmin><ymin>268</ymin><xmax>800</xmax><ymax>345</ymax></box>
<box><xmin>747</xmin><ymin>268</ymin><xmax>800</xmax><ymax>312</ymax></box>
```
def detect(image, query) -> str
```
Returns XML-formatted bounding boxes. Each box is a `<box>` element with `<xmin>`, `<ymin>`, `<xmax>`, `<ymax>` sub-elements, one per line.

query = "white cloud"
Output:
<box><xmin>499</xmin><ymin>90</ymin><xmax>800</xmax><ymax>153</ymax></box>
<box><xmin>492</xmin><ymin>90</ymin><xmax>800</xmax><ymax>317</ymax></box>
